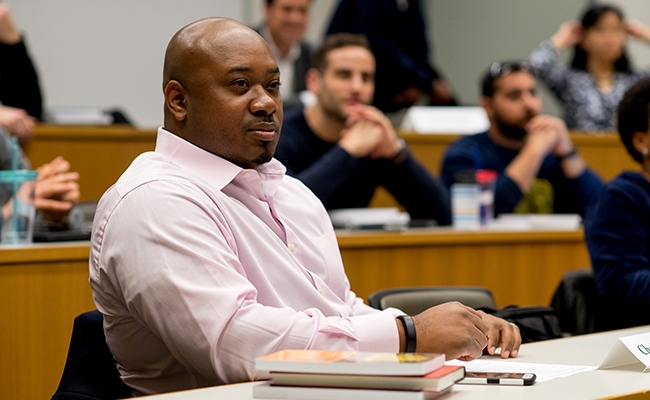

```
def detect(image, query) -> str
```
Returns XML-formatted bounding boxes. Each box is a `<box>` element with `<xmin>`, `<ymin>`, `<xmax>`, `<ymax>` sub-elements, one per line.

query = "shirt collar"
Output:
<box><xmin>155</xmin><ymin>127</ymin><xmax>287</xmax><ymax>196</ymax></box>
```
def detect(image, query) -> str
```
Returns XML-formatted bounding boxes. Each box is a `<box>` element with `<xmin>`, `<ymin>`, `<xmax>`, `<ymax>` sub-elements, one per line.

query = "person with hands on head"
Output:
<box><xmin>88</xmin><ymin>19</ymin><xmax>519</xmax><ymax>396</ymax></box>
<box><xmin>0</xmin><ymin>3</ymin><xmax>42</xmax><ymax>146</ymax></box>
<box><xmin>441</xmin><ymin>60</ymin><xmax>602</xmax><ymax>217</ymax></box>
<box><xmin>530</xmin><ymin>3</ymin><xmax>650</xmax><ymax>131</ymax></box>
<box><xmin>275</xmin><ymin>33</ymin><xmax>451</xmax><ymax>225</ymax></box>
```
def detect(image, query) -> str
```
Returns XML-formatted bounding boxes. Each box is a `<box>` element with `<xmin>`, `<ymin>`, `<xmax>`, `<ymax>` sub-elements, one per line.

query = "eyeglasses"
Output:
<box><xmin>488</xmin><ymin>61</ymin><xmax>531</xmax><ymax>78</ymax></box>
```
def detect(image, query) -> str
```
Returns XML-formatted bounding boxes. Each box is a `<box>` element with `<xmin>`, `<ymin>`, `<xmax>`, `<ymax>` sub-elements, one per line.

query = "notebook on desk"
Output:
<box><xmin>328</xmin><ymin>208</ymin><xmax>412</xmax><ymax>231</ymax></box>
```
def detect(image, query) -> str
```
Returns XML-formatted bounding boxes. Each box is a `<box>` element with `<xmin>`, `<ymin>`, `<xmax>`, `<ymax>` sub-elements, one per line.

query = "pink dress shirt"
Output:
<box><xmin>89</xmin><ymin>128</ymin><xmax>400</xmax><ymax>395</ymax></box>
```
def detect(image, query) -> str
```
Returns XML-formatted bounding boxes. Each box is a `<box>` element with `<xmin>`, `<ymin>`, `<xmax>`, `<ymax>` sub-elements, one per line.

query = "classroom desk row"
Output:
<box><xmin>0</xmin><ymin>228</ymin><xmax>590</xmax><ymax>400</ymax></box>
<box><xmin>140</xmin><ymin>325</ymin><xmax>650</xmax><ymax>400</ymax></box>
<box><xmin>24</xmin><ymin>125</ymin><xmax>637</xmax><ymax>203</ymax></box>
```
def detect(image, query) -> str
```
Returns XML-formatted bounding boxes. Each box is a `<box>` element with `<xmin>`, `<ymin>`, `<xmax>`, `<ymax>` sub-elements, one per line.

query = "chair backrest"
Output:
<box><xmin>51</xmin><ymin>310</ymin><xmax>131</xmax><ymax>400</ymax></box>
<box><xmin>550</xmin><ymin>269</ymin><xmax>602</xmax><ymax>336</ymax></box>
<box><xmin>368</xmin><ymin>286</ymin><xmax>497</xmax><ymax>315</ymax></box>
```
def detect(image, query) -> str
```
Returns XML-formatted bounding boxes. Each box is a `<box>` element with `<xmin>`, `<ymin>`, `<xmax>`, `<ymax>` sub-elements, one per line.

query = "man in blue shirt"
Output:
<box><xmin>275</xmin><ymin>33</ymin><xmax>450</xmax><ymax>225</ymax></box>
<box><xmin>441</xmin><ymin>61</ymin><xmax>602</xmax><ymax>217</ymax></box>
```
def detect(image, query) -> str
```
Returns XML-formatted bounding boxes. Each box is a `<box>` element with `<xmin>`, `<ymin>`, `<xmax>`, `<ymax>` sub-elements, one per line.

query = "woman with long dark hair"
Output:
<box><xmin>530</xmin><ymin>4</ymin><xmax>650</xmax><ymax>132</ymax></box>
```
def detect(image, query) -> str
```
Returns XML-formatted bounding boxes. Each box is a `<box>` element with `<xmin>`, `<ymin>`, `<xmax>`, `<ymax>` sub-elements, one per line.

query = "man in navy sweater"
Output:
<box><xmin>275</xmin><ymin>33</ymin><xmax>450</xmax><ymax>225</ymax></box>
<box><xmin>441</xmin><ymin>61</ymin><xmax>602</xmax><ymax>218</ymax></box>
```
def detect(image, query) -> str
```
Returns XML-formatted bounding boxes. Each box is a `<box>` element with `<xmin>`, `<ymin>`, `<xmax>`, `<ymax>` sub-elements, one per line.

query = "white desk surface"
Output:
<box><xmin>140</xmin><ymin>326</ymin><xmax>650</xmax><ymax>400</ymax></box>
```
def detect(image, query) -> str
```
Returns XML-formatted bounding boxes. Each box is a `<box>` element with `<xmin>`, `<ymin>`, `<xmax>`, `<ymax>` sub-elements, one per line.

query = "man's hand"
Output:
<box><xmin>338</xmin><ymin>119</ymin><xmax>384</xmax><ymax>158</ymax></box>
<box><xmin>34</xmin><ymin>157</ymin><xmax>80</xmax><ymax>224</ymax></box>
<box><xmin>0</xmin><ymin>4</ymin><xmax>21</xmax><ymax>45</ymax></box>
<box><xmin>0</xmin><ymin>105</ymin><xmax>36</xmax><ymax>146</ymax></box>
<box><xmin>339</xmin><ymin>104</ymin><xmax>403</xmax><ymax>159</ymax></box>
<box><xmin>476</xmin><ymin>311</ymin><xmax>521</xmax><ymax>359</ymax></box>
<box><xmin>525</xmin><ymin>115</ymin><xmax>567</xmax><ymax>157</ymax></box>
<box><xmin>409</xmin><ymin>302</ymin><xmax>490</xmax><ymax>361</ymax></box>
<box><xmin>431</xmin><ymin>79</ymin><xmax>455</xmax><ymax>105</ymax></box>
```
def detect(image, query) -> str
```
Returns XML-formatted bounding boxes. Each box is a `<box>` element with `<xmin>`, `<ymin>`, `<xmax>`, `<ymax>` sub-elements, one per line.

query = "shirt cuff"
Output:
<box><xmin>351</xmin><ymin>310</ymin><xmax>402</xmax><ymax>353</ymax></box>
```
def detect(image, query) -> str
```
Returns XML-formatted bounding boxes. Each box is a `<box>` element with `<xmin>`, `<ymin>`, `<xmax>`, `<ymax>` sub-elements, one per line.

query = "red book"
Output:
<box><xmin>269</xmin><ymin>365</ymin><xmax>465</xmax><ymax>392</ymax></box>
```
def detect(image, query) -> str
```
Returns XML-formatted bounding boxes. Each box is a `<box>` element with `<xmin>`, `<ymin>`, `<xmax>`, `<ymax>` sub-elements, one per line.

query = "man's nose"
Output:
<box><xmin>250</xmin><ymin>87</ymin><xmax>278</xmax><ymax>115</ymax></box>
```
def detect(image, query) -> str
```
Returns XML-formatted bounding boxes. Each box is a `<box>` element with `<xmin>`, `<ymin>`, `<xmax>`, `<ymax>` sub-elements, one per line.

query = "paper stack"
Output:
<box><xmin>253</xmin><ymin>350</ymin><xmax>464</xmax><ymax>400</ymax></box>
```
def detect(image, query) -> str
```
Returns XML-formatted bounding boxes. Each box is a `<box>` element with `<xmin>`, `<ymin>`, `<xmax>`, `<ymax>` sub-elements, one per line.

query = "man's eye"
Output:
<box><xmin>233</xmin><ymin>80</ymin><xmax>248</xmax><ymax>88</ymax></box>
<box><xmin>269</xmin><ymin>81</ymin><xmax>282</xmax><ymax>89</ymax></box>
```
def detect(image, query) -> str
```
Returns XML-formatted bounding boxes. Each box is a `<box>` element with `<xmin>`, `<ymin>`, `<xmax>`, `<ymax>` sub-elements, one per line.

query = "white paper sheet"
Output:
<box><xmin>446</xmin><ymin>359</ymin><xmax>597</xmax><ymax>383</ymax></box>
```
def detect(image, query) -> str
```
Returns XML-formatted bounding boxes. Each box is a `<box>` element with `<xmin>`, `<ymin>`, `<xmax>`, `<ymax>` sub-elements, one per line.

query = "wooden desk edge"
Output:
<box><xmin>0</xmin><ymin>241</ymin><xmax>91</xmax><ymax>264</ymax></box>
<box><xmin>336</xmin><ymin>228</ymin><xmax>585</xmax><ymax>248</ymax></box>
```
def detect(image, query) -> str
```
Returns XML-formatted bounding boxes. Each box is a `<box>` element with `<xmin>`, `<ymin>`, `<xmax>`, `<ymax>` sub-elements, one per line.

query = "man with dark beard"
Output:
<box><xmin>275</xmin><ymin>33</ymin><xmax>451</xmax><ymax>225</ymax></box>
<box><xmin>441</xmin><ymin>61</ymin><xmax>602</xmax><ymax>217</ymax></box>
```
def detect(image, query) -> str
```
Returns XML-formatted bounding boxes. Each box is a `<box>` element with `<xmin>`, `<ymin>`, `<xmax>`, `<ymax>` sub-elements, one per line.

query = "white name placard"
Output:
<box><xmin>599</xmin><ymin>331</ymin><xmax>650</xmax><ymax>372</ymax></box>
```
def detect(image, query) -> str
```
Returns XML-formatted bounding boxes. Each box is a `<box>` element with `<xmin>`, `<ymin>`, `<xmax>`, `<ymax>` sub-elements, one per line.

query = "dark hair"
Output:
<box><xmin>312</xmin><ymin>33</ymin><xmax>372</xmax><ymax>72</ymax></box>
<box><xmin>617</xmin><ymin>78</ymin><xmax>650</xmax><ymax>163</ymax></box>
<box><xmin>570</xmin><ymin>4</ymin><xmax>631</xmax><ymax>72</ymax></box>
<box><xmin>481</xmin><ymin>60</ymin><xmax>533</xmax><ymax>97</ymax></box>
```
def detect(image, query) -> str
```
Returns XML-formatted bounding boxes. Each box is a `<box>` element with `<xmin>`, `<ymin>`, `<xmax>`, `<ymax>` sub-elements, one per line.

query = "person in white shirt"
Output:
<box><xmin>89</xmin><ymin>17</ymin><xmax>521</xmax><ymax>396</ymax></box>
<box><xmin>257</xmin><ymin>0</ymin><xmax>313</xmax><ymax>110</ymax></box>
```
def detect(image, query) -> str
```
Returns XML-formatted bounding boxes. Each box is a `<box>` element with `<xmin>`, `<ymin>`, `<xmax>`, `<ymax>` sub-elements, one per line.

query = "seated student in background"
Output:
<box><xmin>584</xmin><ymin>78</ymin><xmax>650</xmax><ymax>330</ymax></box>
<box><xmin>0</xmin><ymin>127</ymin><xmax>80</xmax><ymax>228</ymax></box>
<box><xmin>255</xmin><ymin>0</ymin><xmax>312</xmax><ymax>111</ymax></box>
<box><xmin>275</xmin><ymin>33</ymin><xmax>451</xmax><ymax>225</ymax></box>
<box><xmin>441</xmin><ymin>61</ymin><xmax>602</xmax><ymax>217</ymax></box>
<box><xmin>530</xmin><ymin>3</ymin><xmax>650</xmax><ymax>132</ymax></box>
<box><xmin>90</xmin><ymin>18</ymin><xmax>520</xmax><ymax>395</ymax></box>
<box><xmin>0</xmin><ymin>3</ymin><xmax>43</xmax><ymax>146</ymax></box>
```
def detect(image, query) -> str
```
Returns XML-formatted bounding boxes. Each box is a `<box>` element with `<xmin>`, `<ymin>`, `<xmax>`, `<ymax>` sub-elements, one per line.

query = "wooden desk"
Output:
<box><xmin>0</xmin><ymin>242</ymin><xmax>95</xmax><ymax>400</ymax></box>
<box><xmin>24</xmin><ymin>125</ymin><xmax>157</xmax><ymax>202</ymax></box>
<box><xmin>139</xmin><ymin>326</ymin><xmax>650</xmax><ymax>400</ymax></box>
<box><xmin>0</xmin><ymin>228</ymin><xmax>589</xmax><ymax>400</ymax></box>
<box><xmin>338</xmin><ymin>227</ymin><xmax>590</xmax><ymax>307</ymax></box>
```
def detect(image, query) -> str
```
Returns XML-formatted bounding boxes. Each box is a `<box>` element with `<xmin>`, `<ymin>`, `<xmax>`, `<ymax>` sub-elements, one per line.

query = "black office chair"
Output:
<box><xmin>550</xmin><ymin>268</ymin><xmax>650</xmax><ymax>335</ymax></box>
<box><xmin>51</xmin><ymin>310</ymin><xmax>131</xmax><ymax>400</ymax></box>
<box><xmin>368</xmin><ymin>286</ymin><xmax>497</xmax><ymax>315</ymax></box>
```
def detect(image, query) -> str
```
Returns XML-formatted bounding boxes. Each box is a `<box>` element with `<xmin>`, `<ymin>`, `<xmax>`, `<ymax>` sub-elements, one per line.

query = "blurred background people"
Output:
<box><xmin>256</xmin><ymin>0</ymin><xmax>313</xmax><ymax>111</ymax></box>
<box><xmin>584</xmin><ymin>77</ymin><xmax>650</xmax><ymax>330</ymax></box>
<box><xmin>275</xmin><ymin>33</ymin><xmax>451</xmax><ymax>225</ymax></box>
<box><xmin>326</xmin><ymin>0</ymin><xmax>457</xmax><ymax>116</ymax></box>
<box><xmin>530</xmin><ymin>3</ymin><xmax>650</xmax><ymax>132</ymax></box>
<box><xmin>441</xmin><ymin>60</ymin><xmax>602</xmax><ymax>218</ymax></box>
<box><xmin>0</xmin><ymin>3</ymin><xmax>42</xmax><ymax>146</ymax></box>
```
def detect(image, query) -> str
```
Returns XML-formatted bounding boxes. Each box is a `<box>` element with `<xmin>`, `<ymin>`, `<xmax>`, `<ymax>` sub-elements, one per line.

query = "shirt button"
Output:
<box><xmin>317</xmin><ymin>284</ymin><xmax>323</xmax><ymax>293</ymax></box>
<box><xmin>244</xmin><ymin>172</ymin><xmax>250</xmax><ymax>178</ymax></box>
<box><xmin>289</xmin><ymin>242</ymin><xmax>296</xmax><ymax>252</ymax></box>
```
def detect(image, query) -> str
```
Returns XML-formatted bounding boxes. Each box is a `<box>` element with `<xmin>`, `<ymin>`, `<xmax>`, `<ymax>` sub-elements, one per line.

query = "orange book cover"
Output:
<box><xmin>256</xmin><ymin>350</ymin><xmax>445</xmax><ymax>376</ymax></box>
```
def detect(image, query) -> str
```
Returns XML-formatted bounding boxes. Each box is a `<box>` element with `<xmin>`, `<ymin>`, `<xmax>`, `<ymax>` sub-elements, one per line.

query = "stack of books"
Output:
<box><xmin>253</xmin><ymin>350</ymin><xmax>465</xmax><ymax>400</ymax></box>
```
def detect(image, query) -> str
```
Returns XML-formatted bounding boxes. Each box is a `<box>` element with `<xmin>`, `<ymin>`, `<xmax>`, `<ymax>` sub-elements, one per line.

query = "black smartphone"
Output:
<box><xmin>458</xmin><ymin>372</ymin><xmax>536</xmax><ymax>386</ymax></box>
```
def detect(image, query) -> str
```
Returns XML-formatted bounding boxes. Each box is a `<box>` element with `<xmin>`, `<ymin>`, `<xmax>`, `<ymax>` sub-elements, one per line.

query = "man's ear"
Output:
<box><xmin>631</xmin><ymin>130</ymin><xmax>650</xmax><ymax>154</ymax></box>
<box><xmin>305</xmin><ymin>68</ymin><xmax>321</xmax><ymax>96</ymax></box>
<box><xmin>480</xmin><ymin>96</ymin><xmax>493</xmax><ymax>120</ymax></box>
<box><xmin>164</xmin><ymin>80</ymin><xmax>187</xmax><ymax>122</ymax></box>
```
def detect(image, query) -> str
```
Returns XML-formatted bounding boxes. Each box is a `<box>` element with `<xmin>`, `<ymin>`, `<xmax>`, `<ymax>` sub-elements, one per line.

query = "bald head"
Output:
<box><xmin>163</xmin><ymin>18</ymin><xmax>263</xmax><ymax>97</ymax></box>
<box><xmin>161</xmin><ymin>17</ymin><xmax>283</xmax><ymax>169</ymax></box>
